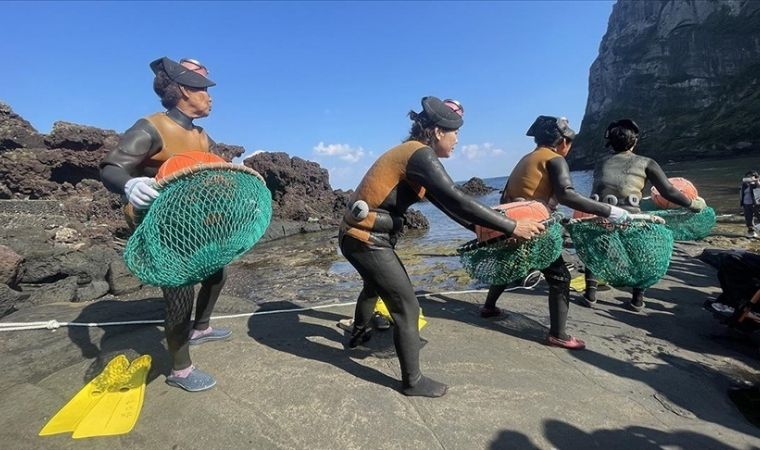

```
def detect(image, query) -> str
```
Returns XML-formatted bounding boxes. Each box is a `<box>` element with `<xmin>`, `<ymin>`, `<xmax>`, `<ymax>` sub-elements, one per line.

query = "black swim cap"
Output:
<box><xmin>418</xmin><ymin>96</ymin><xmax>464</xmax><ymax>130</ymax></box>
<box><xmin>605</xmin><ymin>119</ymin><xmax>639</xmax><ymax>139</ymax></box>
<box><xmin>526</xmin><ymin>116</ymin><xmax>576</xmax><ymax>142</ymax></box>
<box><xmin>150</xmin><ymin>57</ymin><xmax>216</xmax><ymax>88</ymax></box>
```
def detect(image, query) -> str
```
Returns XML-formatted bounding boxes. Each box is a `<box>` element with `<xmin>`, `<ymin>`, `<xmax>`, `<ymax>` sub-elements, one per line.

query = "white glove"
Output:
<box><xmin>607</xmin><ymin>205</ymin><xmax>630</xmax><ymax>224</ymax></box>
<box><xmin>689</xmin><ymin>196</ymin><xmax>706</xmax><ymax>212</ymax></box>
<box><xmin>124</xmin><ymin>177</ymin><xmax>159</xmax><ymax>210</ymax></box>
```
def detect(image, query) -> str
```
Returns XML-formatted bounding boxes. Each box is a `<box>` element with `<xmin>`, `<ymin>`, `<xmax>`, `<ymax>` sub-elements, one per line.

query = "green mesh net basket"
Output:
<box><xmin>457</xmin><ymin>221</ymin><xmax>564</xmax><ymax>285</ymax></box>
<box><xmin>124</xmin><ymin>164</ymin><xmax>272</xmax><ymax>287</ymax></box>
<box><xmin>648</xmin><ymin>207</ymin><xmax>716</xmax><ymax>241</ymax></box>
<box><xmin>565</xmin><ymin>217</ymin><xmax>674</xmax><ymax>288</ymax></box>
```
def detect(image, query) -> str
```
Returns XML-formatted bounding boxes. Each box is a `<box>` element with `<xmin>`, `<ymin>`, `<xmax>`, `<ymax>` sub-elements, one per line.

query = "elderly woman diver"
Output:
<box><xmin>481</xmin><ymin>115</ymin><xmax>632</xmax><ymax>350</ymax></box>
<box><xmin>339</xmin><ymin>96</ymin><xmax>544</xmax><ymax>397</ymax></box>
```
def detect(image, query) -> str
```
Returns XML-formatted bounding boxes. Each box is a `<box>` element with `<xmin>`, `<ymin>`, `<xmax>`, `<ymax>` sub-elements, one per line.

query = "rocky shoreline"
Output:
<box><xmin>0</xmin><ymin>101</ymin><xmax>444</xmax><ymax>318</ymax></box>
<box><xmin>0</xmin><ymin>102</ymin><xmax>340</xmax><ymax>317</ymax></box>
<box><xmin>2</xmin><ymin>100</ymin><xmax>758</xmax><ymax>322</ymax></box>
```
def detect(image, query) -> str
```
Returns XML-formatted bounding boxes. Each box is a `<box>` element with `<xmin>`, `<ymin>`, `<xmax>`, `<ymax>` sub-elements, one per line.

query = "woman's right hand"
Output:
<box><xmin>511</xmin><ymin>220</ymin><xmax>545</xmax><ymax>240</ymax></box>
<box><xmin>124</xmin><ymin>177</ymin><xmax>159</xmax><ymax>210</ymax></box>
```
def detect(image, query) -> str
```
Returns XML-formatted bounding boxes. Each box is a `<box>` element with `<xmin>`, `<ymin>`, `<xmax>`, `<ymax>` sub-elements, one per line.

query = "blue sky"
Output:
<box><xmin>3</xmin><ymin>1</ymin><xmax>614</xmax><ymax>190</ymax></box>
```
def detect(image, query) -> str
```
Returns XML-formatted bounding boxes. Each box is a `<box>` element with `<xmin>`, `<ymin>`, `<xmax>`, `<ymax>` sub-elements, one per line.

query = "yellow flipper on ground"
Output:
<box><xmin>569</xmin><ymin>274</ymin><xmax>586</xmax><ymax>292</ymax></box>
<box><xmin>569</xmin><ymin>274</ymin><xmax>609</xmax><ymax>292</ymax></box>
<box><xmin>39</xmin><ymin>354</ymin><xmax>131</xmax><ymax>436</ymax></box>
<box><xmin>71</xmin><ymin>354</ymin><xmax>152</xmax><ymax>439</ymax></box>
<box><xmin>374</xmin><ymin>298</ymin><xmax>427</xmax><ymax>330</ymax></box>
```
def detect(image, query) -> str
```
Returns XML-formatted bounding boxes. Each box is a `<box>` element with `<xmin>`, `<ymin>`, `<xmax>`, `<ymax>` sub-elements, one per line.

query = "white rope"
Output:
<box><xmin>0</xmin><ymin>280</ymin><xmax>541</xmax><ymax>332</ymax></box>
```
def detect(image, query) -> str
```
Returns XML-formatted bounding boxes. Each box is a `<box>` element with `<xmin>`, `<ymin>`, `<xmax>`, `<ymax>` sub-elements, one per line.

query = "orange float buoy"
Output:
<box><xmin>572</xmin><ymin>209</ymin><xmax>596</xmax><ymax>220</ymax></box>
<box><xmin>156</xmin><ymin>151</ymin><xmax>226</xmax><ymax>181</ymax></box>
<box><xmin>651</xmin><ymin>177</ymin><xmax>698</xmax><ymax>209</ymax></box>
<box><xmin>475</xmin><ymin>201</ymin><xmax>550</xmax><ymax>242</ymax></box>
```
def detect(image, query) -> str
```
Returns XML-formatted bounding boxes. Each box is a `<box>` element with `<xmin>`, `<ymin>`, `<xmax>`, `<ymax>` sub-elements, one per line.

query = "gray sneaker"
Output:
<box><xmin>188</xmin><ymin>327</ymin><xmax>232</xmax><ymax>346</ymax></box>
<box><xmin>166</xmin><ymin>367</ymin><xmax>217</xmax><ymax>392</ymax></box>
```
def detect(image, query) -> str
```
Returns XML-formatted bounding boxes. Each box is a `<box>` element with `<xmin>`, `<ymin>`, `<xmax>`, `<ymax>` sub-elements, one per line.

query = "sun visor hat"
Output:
<box><xmin>149</xmin><ymin>57</ymin><xmax>216</xmax><ymax>88</ymax></box>
<box><xmin>605</xmin><ymin>119</ymin><xmax>640</xmax><ymax>138</ymax></box>
<box><xmin>420</xmin><ymin>96</ymin><xmax>464</xmax><ymax>130</ymax></box>
<box><xmin>526</xmin><ymin>115</ymin><xmax>576</xmax><ymax>141</ymax></box>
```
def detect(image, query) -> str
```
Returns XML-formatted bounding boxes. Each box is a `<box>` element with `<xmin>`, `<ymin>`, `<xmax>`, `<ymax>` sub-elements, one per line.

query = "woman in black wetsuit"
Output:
<box><xmin>339</xmin><ymin>96</ymin><xmax>544</xmax><ymax>397</ymax></box>
<box><xmin>580</xmin><ymin>119</ymin><xmax>706</xmax><ymax>312</ymax></box>
<box><xmin>481</xmin><ymin>116</ymin><xmax>629</xmax><ymax>350</ymax></box>
<box><xmin>100</xmin><ymin>57</ymin><xmax>229</xmax><ymax>392</ymax></box>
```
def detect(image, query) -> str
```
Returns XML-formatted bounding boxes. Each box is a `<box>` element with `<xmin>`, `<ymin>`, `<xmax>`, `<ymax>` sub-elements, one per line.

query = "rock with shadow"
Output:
<box><xmin>567</xmin><ymin>348</ymin><xmax>760</xmax><ymax>437</ymax></box>
<box><xmin>247</xmin><ymin>301</ymin><xmax>398</xmax><ymax>391</ymax></box>
<box><xmin>416</xmin><ymin>289</ymin><xmax>552</xmax><ymax>346</ymax></box>
<box><xmin>68</xmin><ymin>297</ymin><xmax>168</xmax><ymax>383</ymax></box>
<box><xmin>490</xmin><ymin>419</ymin><xmax>738</xmax><ymax>450</ymax></box>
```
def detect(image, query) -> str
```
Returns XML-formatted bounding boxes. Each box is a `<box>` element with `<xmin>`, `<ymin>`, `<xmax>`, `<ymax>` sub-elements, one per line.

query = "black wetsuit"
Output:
<box><xmin>484</xmin><ymin>146</ymin><xmax>611</xmax><ymax>340</ymax></box>
<box><xmin>584</xmin><ymin>151</ymin><xmax>691</xmax><ymax>306</ymax></box>
<box><xmin>100</xmin><ymin>107</ymin><xmax>225</xmax><ymax>371</ymax></box>
<box><xmin>340</xmin><ymin>140</ymin><xmax>518</xmax><ymax>396</ymax></box>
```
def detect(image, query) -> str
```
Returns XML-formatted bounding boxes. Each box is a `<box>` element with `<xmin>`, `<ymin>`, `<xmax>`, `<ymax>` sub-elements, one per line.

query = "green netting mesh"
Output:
<box><xmin>648</xmin><ymin>207</ymin><xmax>716</xmax><ymax>241</ymax></box>
<box><xmin>639</xmin><ymin>197</ymin><xmax>657</xmax><ymax>212</ymax></box>
<box><xmin>124</xmin><ymin>166</ymin><xmax>272</xmax><ymax>287</ymax></box>
<box><xmin>458</xmin><ymin>222</ymin><xmax>564</xmax><ymax>285</ymax></box>
<box><xmin>565</xmin><ymin>219</ymin><xmax>674</xmax><ymax>288</ymax></box>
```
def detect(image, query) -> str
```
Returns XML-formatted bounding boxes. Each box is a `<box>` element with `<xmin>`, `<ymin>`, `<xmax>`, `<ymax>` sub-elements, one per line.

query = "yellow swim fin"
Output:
<box><xmin>569</xmin><ymin>274</ymin><xmax>609</xmax><ymax>292</ymax></box>
<box><xmin>71</xmin><ymin>354</ymin><xmax>152</xmax><ymax>439</ymax></box>
<box><xmin>39</xmin><ymin>354</ymin><xmax>131</xmax><ymax>436</ymax></box>
<box><xmin>374</xmin><ymin>298</ymin><xmax>427</xmax><ymax>330</ymax></box>
<box><xmin>569</xmin><ymin>274</ymin><xmax>586</xmax><ymax>292</ymax></box>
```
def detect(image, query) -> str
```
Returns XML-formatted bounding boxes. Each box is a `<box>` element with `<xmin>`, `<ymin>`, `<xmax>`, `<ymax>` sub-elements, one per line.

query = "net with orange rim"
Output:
<box><xmin>124</xmin><ymin>162</ymin><xmax>272</xmax><ymax>287</ymax></box>
<box><xmin>460</xmin><ymin>203</ymin><xmax>562</xmax><ymax>285</ymax></box>
<box><xmin>156</xmin><ymin>150</ymin><xmax>227</xmax><ymax>181</ymax></box>
<box><xmin>651</xmin><ymin>177</ymin><xmax>698</xmax><ymax>209</ymax></box>
<box><xmin>474</xmin><ymin>201</ymin><xmax>549</xmax><ymax>242</ymax></box>
<box><xmin>649</xmin><ymin>207</ymin><xmax>716</xmax><ymax>241</ymax></box>
<box><xmin>565</xmin><ymin>218</ymin><xmax>674</xmax><ymax>288</ymax></box>
<box><xmin>644</xmin><ymin>177</ymin><xmax>714</xmax><ymax>240</ymax></box>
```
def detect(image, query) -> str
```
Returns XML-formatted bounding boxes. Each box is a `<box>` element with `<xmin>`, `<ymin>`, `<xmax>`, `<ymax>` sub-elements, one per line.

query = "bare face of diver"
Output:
<box><xmin>433</xmin><ymin>127</ymin><xmax>459</xmax><ymax>158</ymax></box>
<box><xmin>178</xmin><ymin>85</ymin><xmax>212</xmax><ymax>119</ymax></box>
<box><xmin>555</xmin><ymin>138</ymin><xmax>572</xmax><ymax>157</ymax></box>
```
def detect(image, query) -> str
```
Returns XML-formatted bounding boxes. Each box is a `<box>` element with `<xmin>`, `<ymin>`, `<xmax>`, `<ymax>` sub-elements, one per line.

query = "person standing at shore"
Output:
<box><xmin>340</xmin><ymin>96</ymin><xmax>544</xmax><ymax>397</ymax></box>
<box><xmin>481</xmin><ymin>116</ymin><xmax>630</xmax><ymax>350</ymax></box>
<box><xmin>579</xmin><ymin>119</ymin><xmax>706</xmax><ymax>312</ymax></box>
<box><xmin>100</xmin><ymin>57</ymin><xmax>229</xmax><ymax>392</ymax></box>
<box><xmin>740</xmin><ymin>171</ymin><xmax>760</xmax><ymax>238</ymax></box>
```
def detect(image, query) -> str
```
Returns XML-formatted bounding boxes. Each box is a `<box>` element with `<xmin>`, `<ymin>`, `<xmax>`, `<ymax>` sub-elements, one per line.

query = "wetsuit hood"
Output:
<box><xmin>420</xmin><ymin>96</ymin><xmax>463</xmax><ymax>130</ymax></box>
<box><xmin>150</xmin><ymin>57</ymin><xmax>216</xmax><ymax>88</ymax></box>
<box><xmin>526</xmin><ymin>116</ymin><xmax>576</xmax><ymax>142</ymax></box>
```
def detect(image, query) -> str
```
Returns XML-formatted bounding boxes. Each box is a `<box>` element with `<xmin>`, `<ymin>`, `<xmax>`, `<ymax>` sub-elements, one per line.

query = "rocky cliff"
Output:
<box><xmin>0</xmin><ymin>102</ymin><xmax>353</xmax><ymax>231</ymax></box>
<box><xmin>0</xmin><ymin>102</ymin><xmax>352</xmax><ymax>316</ymax></box>
<box><xmin>568</xmin><ymin>0</ymin><xmax>760</xmax><ymax>169</ymax></box>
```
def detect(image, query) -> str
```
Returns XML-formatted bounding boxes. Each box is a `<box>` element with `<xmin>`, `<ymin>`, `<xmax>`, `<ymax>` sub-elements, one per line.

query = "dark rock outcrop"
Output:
<box><xmin>459</xmin><ymin>177</ymin><xmax>496</xmax><ymax>197</ymax></box>
<box><xmin>569</xmin><ymin>0</ymin><xmax>760</xmax><ymax>169</ymax></box>
<box><xmin>211</xmin><ymin>142</ymin><xmax>245</xmax><ymax>162</ymax></box>
<box><xmin>0</xmin><ymin>245</ymin><xmax>22</xmax><ymax>286</ymax></box>
<box><xmin>403</xmin><ymin>209</ymin><xmax>429</xmax><ymax>230</ymax></box>
<box><xmin>106</xmin><ymin>260</ymin><xmax>142</xmax><ymax>296</ymax></box>
<box><xmin>0</xmin><ymin>102</ymin><xmax>430</xmax><ymax>314</ymax></box>
<box><xmin>244</xmin><ymin>151</ymin><xmax>350</xmax><ymax>223</ymax></box>
<box><xmin>0</xmin><ymin>102</ymin><xmax>44</xmax><ymax>152</ymax></box>
<box><xmin>45</xmin><ymin>121</ymin><xmax>119</xmax><ymax>152</ymax></box>
<box><xmin>0</xmin><ymin>284</ymin><xmax>27</xmax><ymax>318</ymax></box>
